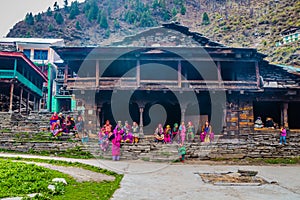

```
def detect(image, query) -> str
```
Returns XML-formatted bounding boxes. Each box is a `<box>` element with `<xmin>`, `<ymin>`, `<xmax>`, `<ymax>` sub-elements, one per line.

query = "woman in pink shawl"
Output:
<box><xmin>111</xmin><ymin>121</ymin><xmax>123</xmax><ymax>161</ymax></box>
<box><xmin>179</xmin><ymin>121</ymin><xmax>186</xmax><ymax>144</ymax></box>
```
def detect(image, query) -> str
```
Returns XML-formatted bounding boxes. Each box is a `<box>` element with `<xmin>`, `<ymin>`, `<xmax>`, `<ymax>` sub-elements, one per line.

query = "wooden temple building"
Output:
<box><xmin>49</xmin><ymin>23</ymin><xmax>300</xmax><ymax>136</ymax></box>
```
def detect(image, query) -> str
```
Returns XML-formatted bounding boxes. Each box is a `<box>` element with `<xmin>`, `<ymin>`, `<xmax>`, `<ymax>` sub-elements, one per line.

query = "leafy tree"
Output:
<box><xmin>180</xmin><ymin>5</ymin><xmax>186</xmax><ymax>15</ymax></box>
<box><xmin>25</xmin><ymin>12</ymin><xmax>34</xmax><ymax>25</ymax></box>
<box><xmin>159</xmin><ymin>0</ymin><xmax>166</xmax><ymax>8</ymax></box>
<box><xmin>152</xmin><ymin>0</ymin><xmax>159</xmax><ymax>9</ymax></box>
<box><xmin>202</xmin><ymin>12</ymin><xmax>210</xmax><ymax>25</ymax></box>
<box><xmin>162</xmin><ymin>10</ymin><xmax>171</xmax><ymax>21</ymax></box>
<box><xmin>140</xmin><ymin>11</ymin><xmax>155</xmax><ymax>27</ymax></box>
<box><xmin>83</xmin><ymin>2</ymin><xmax>91</xmax><ymax>15</ymax></box>
<box><xmin>53</xmin><ymin>1</ymin><xmax>59</xmax><ymax>11</ymax></box>
<box><xmin>75</xmin><ymin>21</ymin><xmax>81</xmax><ymax>30</ymax></box>
<box><xmin>114</xmin><ymin>19</ymin><xmax>120</xmax><ymax>29</ymax></box>
<box><xmin>105</xmin><ymin>29</ymin><xmax>110</xmax><ymax>38</ymax></box>
<box><xmin>48</xmin><ymin>24</ymin><xmax>54</xmax><ymax>32</ymax></box>
<box><xmin>46</xmin><ymin>7</ymin><xmax>52</xmax><ymax>16</ymax></box>
<box><xmin>35</xmin><ymin>13</ymin><xmax>42</xmax><ymax>22</ymax></box>
<box><xmin>97</xmin><ymin>10</ymin><xmax>103</xmax><ymax>23</ymax></box>
<box><xmin>172</xmin><ymin>7</ymin><xmax>178</xmax><ymax>17</ymax></box>
<box><xmin>69</xmin><ymin>1</ymin><xmax>80</xmax><ymax>19</ymax></box>
<box><xmin>64</xmin><ymin>0</ymin><xmax>69</xmax><ymax>12</ymax></box>
<box><xmin>87</xmin><ymin>1</ymin><xmax>99</xmax><ymax>21</ymax></box>
<box><xmin>99</xmin><ymin>12</ymin><xmax>109</xmax><ymax>29</ymax></box>
<box><xmin>55</xmin><ymin>12</ymin><xmax>64</xmax><ymax>24</ymax></box>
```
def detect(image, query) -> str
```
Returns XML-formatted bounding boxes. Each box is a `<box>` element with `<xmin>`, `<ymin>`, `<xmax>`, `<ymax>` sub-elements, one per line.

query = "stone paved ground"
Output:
<box><xmin>0</xmin><ymin>153</ymin><xmax>299</xmax><ymax>200</ymax></box>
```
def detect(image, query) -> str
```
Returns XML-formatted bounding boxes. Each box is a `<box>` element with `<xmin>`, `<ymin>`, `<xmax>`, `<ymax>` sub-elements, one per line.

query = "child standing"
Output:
<box><xmin>279</xmin><ymin>127</ymin><xmax>287</xmax><ymax>145</ymax></box>
<box><xmin>178</xmin><ymin>143</ymin><xmax>186</xmax><ymax>163</ymax></box>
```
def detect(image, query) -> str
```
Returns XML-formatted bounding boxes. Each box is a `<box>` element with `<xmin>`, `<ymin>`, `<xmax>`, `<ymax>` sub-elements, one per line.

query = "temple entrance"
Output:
<box><xmin>288</xmin><ymin>102</ymin><xmax>300</xmax><ymax>129</ymax></box>
<box><xmin>95</xmin><ymin>90</ymin><xmax>222</xmax><ymax>134</ymax></box>
<box><xmin>253</xmin><ymin>101</ymin><xmax>281</xmax><ymax>127</ymax></box>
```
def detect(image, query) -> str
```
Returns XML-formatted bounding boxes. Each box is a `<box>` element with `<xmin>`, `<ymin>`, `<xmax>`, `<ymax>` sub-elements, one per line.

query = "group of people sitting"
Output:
<box><xmin>254</xmin><ymin>116</ymin><xmax>278</xmax><ymax>129</ymax></box>
<box><xmin>154</xmin><ymin>121</ymin><xmax>214</xmax><ymax>144</ymax></box>
<box><xmin>49</xmin><ymin>112</ymin><xmax>81</xmax><ymax>137</ymax></box>
<box><xmin>98</xmin><ymin>120</ymin><xmax>140</xmax><ymax>152</ymax></box>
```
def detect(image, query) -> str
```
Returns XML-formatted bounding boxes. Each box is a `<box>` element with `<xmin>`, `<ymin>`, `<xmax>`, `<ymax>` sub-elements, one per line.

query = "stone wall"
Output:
<box><xmin>0</xmin><ymin>112</ymin><xmax>299</xmax><ymax>161</ymax></box>
<box><xmin>83</xmin><ymin>131</ymin><xmax>300</xmax><ymax>161</ymax></box>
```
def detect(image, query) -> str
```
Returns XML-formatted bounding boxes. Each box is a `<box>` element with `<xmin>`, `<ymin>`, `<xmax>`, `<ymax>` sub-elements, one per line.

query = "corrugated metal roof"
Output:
<box><xmin>0</xmin><ymin>37</ymin><xmax>64</xmax><ymax>44</ymax></box>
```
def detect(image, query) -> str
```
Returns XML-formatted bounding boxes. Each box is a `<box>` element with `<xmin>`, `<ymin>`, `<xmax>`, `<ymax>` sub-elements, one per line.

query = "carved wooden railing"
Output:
<box><xmin>65</xmin><ymin>77</ymin><xmax>258</xmax><ymax>90</ymax></box>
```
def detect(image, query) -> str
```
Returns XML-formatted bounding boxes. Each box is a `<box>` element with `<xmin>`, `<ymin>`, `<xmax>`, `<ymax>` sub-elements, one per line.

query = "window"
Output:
<box><xmin>23</xmin><ymin>49</ymin><xmax>31</xmax><ymax>59</ymax></box>
<box><xmin>34</xmin><ymin>50</ymin><xmax>48</xmax><ymax>60</ymax></box>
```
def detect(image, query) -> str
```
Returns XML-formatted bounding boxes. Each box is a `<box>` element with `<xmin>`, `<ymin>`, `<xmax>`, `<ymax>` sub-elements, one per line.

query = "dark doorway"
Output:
<box><xmin>253</xmin><ymin>101</ymin><xmax>281</xmax><ymax>126</ymax></box>
<box><xmin>288</xmin><ymin>102</ymin><xmax>300</xmax><ymax>129</ymax></box>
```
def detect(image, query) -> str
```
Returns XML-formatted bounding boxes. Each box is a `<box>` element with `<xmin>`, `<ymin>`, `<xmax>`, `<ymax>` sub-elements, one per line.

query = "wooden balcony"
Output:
<box><xmin>65</xmin><ymin>77</ymin><xmax>259</xmax><ymax>91</ymax></box>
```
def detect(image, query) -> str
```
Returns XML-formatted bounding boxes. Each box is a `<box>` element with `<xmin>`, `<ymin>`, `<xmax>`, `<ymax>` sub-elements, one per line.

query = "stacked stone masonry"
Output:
<box><xmin>0</xmin><ymin>112</ymin><xmax>299</xmax><ymax>161</ymax></box>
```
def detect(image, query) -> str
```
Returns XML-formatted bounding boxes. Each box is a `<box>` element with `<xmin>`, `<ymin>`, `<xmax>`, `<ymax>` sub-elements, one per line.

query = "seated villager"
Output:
<box><xmin>254</xmin><ymin>116</ymin><xmax>264</xmax><ymax>128</ymax></box>
<box><xmin>103</xmin><ymin>120</ymin><xmax>112</xmax><ymax>135</ymax></box>
<box><xmin>265</xmin><ymin>117</ymin><xmax>277</xmax><ymax>129</ymax></box>
<box><xmin>98</xmin><ymin>127</ymin><xmax>109</xmax><ymax>151</ymax></box>
<box><xmin>132</xmin><ymin>121</ymin><xmax>140</xmax><ymax>144</ymax></box>
<box><xmin>66</xmin><ymin>115</ymin><xmax>76</xmax><ymax>133</ymax></box>
<box><xmin>75</xmin><ymin>113</ymin><xmax>84</xmax><ymax>133</ymax></box>
<box><xmin>164</xmin><ymin>125</ymin><xmax>172</xmax><ymax>144</ymax></box>
<box><xmin>201</xmin><ymin>121</ymin><xmax>214</xmax><ymax>143</ymax></box>
<box><xmin>154</xmin><ymin>124</ymin><xmax>164</xmax><ymax>143</ymax></box>
<box><xmin>50</xmin><ymin>112</ymin><xmax>59</xmax><ymax>126</ymax></box>
<box><xmin>51</xmin><ymin>120</ymin><xmax>63</xmax><ymax>137</ymax></box>
<box><xmin>186</xmin><ymin>121</ymin><xmax>195</xmax><ymax>142</ymax></box>
<box><xmin>123</xmin><ymin>121</ymin><xmax>133</xmax><ymax>143</ymax></box>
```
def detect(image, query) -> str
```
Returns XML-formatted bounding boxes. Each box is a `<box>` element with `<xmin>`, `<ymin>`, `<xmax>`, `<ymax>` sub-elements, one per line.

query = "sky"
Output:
<box><xmin>0</xmin><ymin>0</ymin><xmax>85</xmax><ymax>37</ymax></box>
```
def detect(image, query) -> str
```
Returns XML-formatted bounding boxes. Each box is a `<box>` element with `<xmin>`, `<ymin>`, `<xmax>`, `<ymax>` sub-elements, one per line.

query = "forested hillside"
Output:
<box><xmin>7</xmin><ymin>0</ymin><xmax>300</xmax><ymax>66</ymax></box>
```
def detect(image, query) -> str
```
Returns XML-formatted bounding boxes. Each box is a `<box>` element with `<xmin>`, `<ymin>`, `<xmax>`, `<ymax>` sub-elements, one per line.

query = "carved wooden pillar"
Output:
<box><xmin>283</xmin><ymin>103</ymin><xmax>289</xmax><ymax>128</ymax></box>
<box><xmin>178</xmin><ymin>60</ymin><xmax>182</xmax><ymax>88</ymax></box>
<box><xmin>26</xmin><ymin>92</ymin><xmax>30</xmax><ymax>115</ymax></box>
<box><xmin>217</xmin><ymin>61</ymin><xmax>222</xmax><ymax>86</ymax></box>
<box><xmin>64</xmin><ymin>64</ymin><xmax>68</xmax><ymax>84</ymax></box>
<box><xmin>33</xmin><ymin>96</ymin><xmax>36</xmax><ymax>111</ymax></box>
<box><xmin>136</xmin><ymin>59</ymin><xmax>140</xmax><ymax>87</ymax></box>
<box><xmin>9</xmin><ymin>82</ymin><xmax>14</xmax><ymax>113</ymax></box>
<box><xmin>139</xmin><ymin>106</ymin><xmax>144</xmax><ymax>135</ymax></box>
<box><xmin>181</xmin><ymin>107</ymin><xmax>186</xmax><ymax>123</ymax></box>
<box><xmin>255</xmin><ymin>61</ymin><xmax>260</xmax><ymax>87</ymax></box>
<box><xmin>95</xmin><ymin>60</ymin><xmax>99</xmax><ymax>87</ymax></box>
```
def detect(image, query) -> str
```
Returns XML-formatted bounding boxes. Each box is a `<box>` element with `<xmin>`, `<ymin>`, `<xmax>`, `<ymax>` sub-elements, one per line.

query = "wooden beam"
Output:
<box><xmin>136</xmin><ymin>59</ymin><xmax>140</xmax><ymax>87</ymax></box>
<box><xmin>178</xmin><ymin>60</ymin><xmax>182</xmax><ymax>87</ymax></box>
<box><xmin>26</xmin><ymin>92</ymin><xmax>30</xmax><ymax>115</ymax></box>
<box><xmin>95</xmin><ymin>60</ymin><xmax>99</xmax><ymax>87</ymax></box>
<box><xmin>255</xmin><ymin>61</ymin><xmax>260</xmax><ymax>87</ymax></box>
<box><xmin>19</xmin><ymin>87</ymin><xmax>23</xmax><ymax>113</ymax></box>
<box><xmin>283</xmin><ymin>103</ymin><xmax>288</xmax><ymax>128</ymax></box>
<box><xmin>64</xmin><ymin>64</ymin><xmax>68</xmax><ymax>84</ymax></box>
<box><xmin>217</xmin><ymin>61</ymin><xmax>222</xmax><ymax>86</ymax></box>
<box><xmin>9</xmin><ymin>82</ymin><xmax>14</xmax><ymax>113</ymax></box>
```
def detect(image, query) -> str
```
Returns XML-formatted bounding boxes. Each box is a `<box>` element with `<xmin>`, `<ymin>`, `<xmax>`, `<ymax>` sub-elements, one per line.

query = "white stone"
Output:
<box><xmin>47</xmin><ymin>184</ymin><xmax>55</xmax><ymax>191</ymax></box>
<box><xmin>52</xmin><ymin>178</ymin><xmax>67</xmax><ymax>185</ymax></box>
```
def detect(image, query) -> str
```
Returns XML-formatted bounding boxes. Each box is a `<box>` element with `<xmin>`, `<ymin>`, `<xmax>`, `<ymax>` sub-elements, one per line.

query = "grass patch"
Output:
<box><xmin>262</xmin><ymin>157</ymin><xmax>300</xmax><ymax>165</ymax></box>
<box><xmin>0</xmin><ymin>128</ymin><xmax>11</xmax><ymax>133</ymax></box>
<box><xmin>0</xmin><ymin>159</ymin><xmax>73</xmax><ymax>199</ymax></box>
<box><xmin>0</xmin><ymin>157</ymin><xmax>123</xmax><ymax>200</ymax></box>
<box><xmin>209</xmin><ymin>157</ymin><xmax>300</xmax><ymax>165</ymax></box>
<box><xmin>0</xmin><ymin>146</ymin><xmax>94</xmax><ymax>159</ymax></box>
